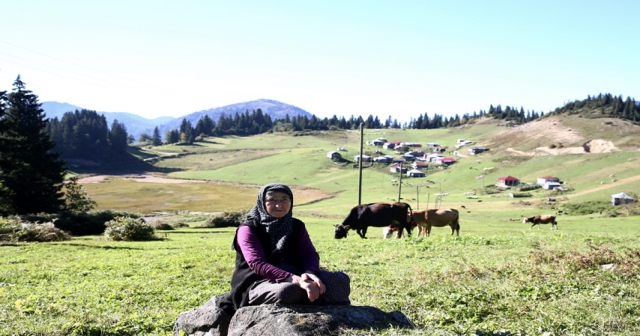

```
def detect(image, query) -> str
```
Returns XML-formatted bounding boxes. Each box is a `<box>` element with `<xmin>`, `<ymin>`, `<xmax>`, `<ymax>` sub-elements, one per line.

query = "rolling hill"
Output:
<box><xmin>82</xmin><ymin>112</ymin><xmax>640</xmax><ymax>218</ymax></box>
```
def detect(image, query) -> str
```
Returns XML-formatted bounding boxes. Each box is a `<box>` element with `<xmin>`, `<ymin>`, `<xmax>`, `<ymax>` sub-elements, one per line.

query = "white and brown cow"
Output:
<box><xmin>412</xmin><ymin>208</ymin><xmax>460</xmax><ymax>237</ymax></box>
<box><xmin>522</xmin><ymin>215</ymin><xmax>558</xmax><ymax>230</ymax></box>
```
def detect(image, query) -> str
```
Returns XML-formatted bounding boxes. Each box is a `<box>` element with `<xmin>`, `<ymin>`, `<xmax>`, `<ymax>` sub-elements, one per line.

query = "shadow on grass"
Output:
<box><xmin>63</xmin><ymin>243</ymin><xmax>144</xmax><ymax>250</ymax></box>
<box><xmin>161</xmin><ymin>230</ymin><xmax>229</xmax><ymax>234</ymax></box>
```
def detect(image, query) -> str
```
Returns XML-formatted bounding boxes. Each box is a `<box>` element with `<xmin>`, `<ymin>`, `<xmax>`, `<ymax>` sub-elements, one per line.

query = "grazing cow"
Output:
<box><xmin>334</xmin><ymin>202</ymin><xmax>414</xmax><ymax>239</ymax></box>
<box><xmin>522</xmin><ymin>215</ymin><xmax>558</xmax><ymax>230</ymax></box>
<box><xmin>412</xmin><ymin>209</ymin><xmax>460</xmax><ymax>237</ymax></box>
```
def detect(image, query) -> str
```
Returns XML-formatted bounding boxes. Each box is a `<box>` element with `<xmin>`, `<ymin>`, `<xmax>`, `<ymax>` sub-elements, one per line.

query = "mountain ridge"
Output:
<box><xmin>41</xmin><ymin>99</ymin><xmax>312</xmax><ymax>141</ymax></box>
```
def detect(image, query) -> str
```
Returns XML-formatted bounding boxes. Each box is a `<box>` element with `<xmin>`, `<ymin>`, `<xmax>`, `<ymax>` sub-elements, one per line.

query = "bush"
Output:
<box><xmin>560</xmin><ymin>200</ymin><xmax>615</xmax><ymax>216</ymax></box>
<box><xmin>518</xmin><ymin>184</ymin><xmax>541</xmax><ymax>192</ymax></box>
<box><xmin>153</xmin><ymin>222</ymin><xmax>175</xmax><ymax>230</ymax></box>
<box><xmin>104</xmin><ymin>217</ymin><xmax>156</xmax><ymax>241</ymax></box>
<box><xmin>0</xmin><ymin>216</ymin><xmax>72</xmax><ymax>242</ymax></box>
<box><xmin>26</xmin><ymin>210</ymin><xmax>141</xmax><ymax>236</ymax></box>
<box><xmin>200</xmin><ymin>210</ymin><xmax>247</xmax><ymax>228</ymax></box>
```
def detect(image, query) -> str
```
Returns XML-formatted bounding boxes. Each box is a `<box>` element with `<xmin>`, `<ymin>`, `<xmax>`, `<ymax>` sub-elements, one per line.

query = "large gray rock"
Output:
<box><xmin>174</xmin><ymin>295</ymin><xmax>414</xmax><ymax>336</ymax></box>
<box><xmin>173</xmin><ymin>295</ymin><xmax>232</xmax><ymax>336</ymax></box>
<box><xmin>228</xmin><ymin>304</ymin><xmax>414</xmax><ymax>335</ymax></box>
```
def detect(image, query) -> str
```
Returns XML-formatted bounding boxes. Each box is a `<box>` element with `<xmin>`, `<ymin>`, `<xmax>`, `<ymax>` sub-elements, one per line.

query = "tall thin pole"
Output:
<box><xmin>397</xmin><ymin>162</ymin><xmax>403</xmax><ymax>202</ymax></box>
<box><xmin>358</xmin><ymin>123</ymin><xmax>364</xmax><ymax>205</ymax></box>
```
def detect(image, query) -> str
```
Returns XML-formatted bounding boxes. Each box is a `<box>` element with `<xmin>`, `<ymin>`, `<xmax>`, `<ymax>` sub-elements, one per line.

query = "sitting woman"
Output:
<box><xmin>224</xmin><ymin>182</ymin><xmax>350</xmax><ymax>312</ymax></box>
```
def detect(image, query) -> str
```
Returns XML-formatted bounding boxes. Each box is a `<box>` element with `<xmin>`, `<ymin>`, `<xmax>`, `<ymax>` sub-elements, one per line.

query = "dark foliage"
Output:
<box><xmin>46</xmin><ymin>109</ymin><xmax>131</xmax><ymax>162</ymax></box>
<box><xmin>550</xmin><ymin>93</ymin><xmax>640</xmax><ymax>122</ymax></box>
<box><xmin>26</xmin><ymin>210</ymin><xmax>141</xmax><ymax>236</ymax></box>
<box><xmin>0</xmin><ymin>76</ymin><xmax>66</xmax><ymax>215</ymax></box>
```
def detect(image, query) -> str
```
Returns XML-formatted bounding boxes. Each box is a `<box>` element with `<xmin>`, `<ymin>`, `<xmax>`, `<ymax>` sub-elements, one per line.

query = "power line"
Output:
<box><xmin>0</xmin><ymin>39</ymin><xmax>164</xmax><ymax>90</ymax></box>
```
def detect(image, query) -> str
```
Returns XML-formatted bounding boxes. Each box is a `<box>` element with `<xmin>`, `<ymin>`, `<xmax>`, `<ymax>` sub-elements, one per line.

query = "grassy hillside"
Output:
<box><xmin>3</xmin><ymin>116</ymin><xmax>640</xmax><ymax>335</ymax></box>
<box><xmin>87</xmin><ymin>117</ymin><xmax>639</xmax><ymax>219</ymax></box>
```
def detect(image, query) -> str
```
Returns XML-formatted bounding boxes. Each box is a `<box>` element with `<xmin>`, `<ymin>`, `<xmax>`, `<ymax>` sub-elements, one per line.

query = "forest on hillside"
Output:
<box><xmin>44</xmin><ymin>93</ymin><xmax>639</xmax><ymax>159</ymax></box>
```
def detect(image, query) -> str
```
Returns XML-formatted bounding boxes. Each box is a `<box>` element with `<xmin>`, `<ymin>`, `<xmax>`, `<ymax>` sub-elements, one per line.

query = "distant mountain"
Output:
<box><xmin>145</xmin><ymin>99</ymin><xmax>313</xmax><ymax>139</ymax></box>
<box><xmin>41</xmin><ymin>102</ymin><xmax>176</xmax><ymax>140</ymax></box>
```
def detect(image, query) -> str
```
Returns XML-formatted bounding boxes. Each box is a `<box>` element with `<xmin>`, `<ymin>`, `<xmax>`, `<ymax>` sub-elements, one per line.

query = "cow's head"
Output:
<box><xmin>522</xmin><ymin>216</ymin><xmax>534</xmax><ymax>224</ymax></box>
<box><xmin>334</xmin><ymin>224</ymin><xmax>350</xmax><ymax>239</ymax></box>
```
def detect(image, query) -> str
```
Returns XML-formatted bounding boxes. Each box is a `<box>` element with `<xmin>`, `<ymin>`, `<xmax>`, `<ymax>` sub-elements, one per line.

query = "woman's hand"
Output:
<box><xmin>290</xmin><ymin>273</ymin><xmax>324</xmax><ymax>302</ymax></box>
<box><xmin>301</xmin><ymin>272</ymin><xmax>326</xmax><ymax>296</ymax></box>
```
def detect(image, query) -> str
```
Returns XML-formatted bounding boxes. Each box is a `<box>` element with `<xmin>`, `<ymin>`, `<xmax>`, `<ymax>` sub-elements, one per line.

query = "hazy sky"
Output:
<box><xmin>1</xmin><ymin>1</ymin><xmax>638</xmax><ymax>121</ymax></box>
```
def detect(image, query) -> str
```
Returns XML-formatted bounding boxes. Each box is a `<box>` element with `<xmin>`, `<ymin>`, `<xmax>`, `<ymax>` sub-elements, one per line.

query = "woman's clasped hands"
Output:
<box><xmin>292</xmin><ymin>272</ymin><xmax>326</xmax><ymax>302</ymax></box>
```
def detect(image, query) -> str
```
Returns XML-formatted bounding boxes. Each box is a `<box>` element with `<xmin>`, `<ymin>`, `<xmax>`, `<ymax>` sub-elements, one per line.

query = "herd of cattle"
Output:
<box><xmin>333</xmin><ymin>202</ymin><xmax>558</xmax><ymax>239</ymax></box>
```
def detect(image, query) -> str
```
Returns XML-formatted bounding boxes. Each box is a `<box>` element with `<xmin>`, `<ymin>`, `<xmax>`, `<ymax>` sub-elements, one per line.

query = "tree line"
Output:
<box><xmin>159</xmin><ymin>104</ymin><xmax>545</xmax><ymax>141</ymax></box>
<box><xmin>550</xmin><ymin>93</ymin><xmax>640</xmax><ymax>122</ymax></box>
<box><xmin>46</xmin><ymin>110</ymin><xmax>130</xmax><ymax>162</ymax></box>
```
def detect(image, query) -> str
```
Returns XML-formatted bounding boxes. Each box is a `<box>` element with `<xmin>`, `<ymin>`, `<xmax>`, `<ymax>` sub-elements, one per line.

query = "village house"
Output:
<box><xmin>404</xmin><ymin>142</ymin><xmax>422</xmax><ymax>148</ymax></box>
<box><xmin>611</xmin><ymin>192</ymin><xmax>635</xmax><ymax>206</ymax></box>
<box><xmin>436</xmin><ymin>157</ymin><xmax>457</xmax><ymax>166</ymax></box>
<box><xmin>497</xmin><ymin>175</ymin><xmax>520</xmax><ymax>187</ymax></box>
<box><xmin>391</xmin><ymin>157</ymin><xmax>406</xmax><ymax>165</ymax></box>
<box><xmin>389</xmin><ymin>163</ymin><xmax>408</xmax><ymax>173</ymax></box>
<box><xmin>383</xmin><ymin>143</ymin><xmax>396</xmax><ymax>150</ymax></box>
<box><xmin>426</xmin><ymin>153</ymin><xmax>443</xmax><ymax>162</ymax></box>
<box><xmin>373</xmin><ymin>156</ymin><xmax>392</xmax><ymax>163</ymax></box>
<box><xmin>537</xmin><ymin>176</ymin><xmax>561</xmax><ymax>190</ymax></box>
<box><xmin>353</xmin><ymin>155</ymin><xmax>372</xmax><ymax>162</ymax></box>
<box><xmin>412</xmin><ymin>161</ymin><xmax>429</xmax><ymax>170</ymax></box>
<box><xmin>407</xmin><ymin>169</ymin><xmax>426</xmax><ymax>177</ymax></box>
<box><xmin>469</xmin><ymin>146</ymin><xmax>487</xmax><ymax>155</ymax></box>
<box><xmin>402</xmin><ymin>153</ymin><xmax>416</xmax><ymax>162</ymax></box>
<box><xmin>406</xmin><ymin>150</ymin><xmax>424</xmax><ymax>157</ymax></box>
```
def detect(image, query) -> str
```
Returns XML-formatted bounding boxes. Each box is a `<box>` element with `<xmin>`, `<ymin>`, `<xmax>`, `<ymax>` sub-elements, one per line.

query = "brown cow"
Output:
<box><xmin>412</xmin><ymin>208</ymin><xmax>460</xmax><ymax>237</ymax></box>
<box><xmin>522</xmin><ymin>215</ymin><xmax>558</xmax><ymax>230</ymax></box>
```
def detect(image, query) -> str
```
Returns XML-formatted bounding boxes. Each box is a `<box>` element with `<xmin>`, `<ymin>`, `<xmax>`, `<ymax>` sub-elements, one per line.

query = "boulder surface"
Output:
<box><xmin>173</xmin><ymin>296</ymin><xmax>414</xmax><ymax>336</ymax></box>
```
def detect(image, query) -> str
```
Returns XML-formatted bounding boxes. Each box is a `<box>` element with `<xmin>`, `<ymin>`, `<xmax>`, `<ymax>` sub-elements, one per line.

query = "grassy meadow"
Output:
<box><xmin>2</xmin><ymin>121</ymin><xmax>640</xmax><ymax>335</ymax></box>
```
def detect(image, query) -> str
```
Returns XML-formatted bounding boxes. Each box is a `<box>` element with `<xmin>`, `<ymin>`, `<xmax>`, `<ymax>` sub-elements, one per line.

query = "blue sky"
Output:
<box><xmin>1</xmin><ymin>1</ymin><xmax>638</xmax><ymax>121</ymax></box>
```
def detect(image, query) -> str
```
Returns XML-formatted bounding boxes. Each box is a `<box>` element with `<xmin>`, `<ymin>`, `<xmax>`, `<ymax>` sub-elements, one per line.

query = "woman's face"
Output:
<box><xmin>264</xmin><ymin>191</ymin><xmax>292</xmax><ymax>218</ymax></box>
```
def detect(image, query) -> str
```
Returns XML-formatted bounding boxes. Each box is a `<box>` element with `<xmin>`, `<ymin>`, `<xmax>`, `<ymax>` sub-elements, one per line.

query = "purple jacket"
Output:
<box><xmin>236</xmin><ymin>222</ymin><xmax>320</xmax><ymax>282</ymax></box>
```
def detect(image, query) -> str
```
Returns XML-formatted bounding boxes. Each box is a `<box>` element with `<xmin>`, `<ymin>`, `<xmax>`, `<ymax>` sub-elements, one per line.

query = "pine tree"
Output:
<box><xmin>152</xmin><ymin>126</ymin><xmax>162</xmax><ymax>146</ymax></box>
<box><xmin>0</xmin><ymin>76</ymin><xmax>66</xmax><ymax>215</ymax></box>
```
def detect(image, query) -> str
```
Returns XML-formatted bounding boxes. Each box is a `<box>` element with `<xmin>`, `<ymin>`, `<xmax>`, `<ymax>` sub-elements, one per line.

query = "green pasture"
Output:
<box><xmin>2</xmin><ymin>216</ymin><xmax>639</xmax><ymax>335</ymax></box>
<box><xmin>4</xmin><ymin>125</ymin><xmax>640</xmax><ymax>335</ymax></box>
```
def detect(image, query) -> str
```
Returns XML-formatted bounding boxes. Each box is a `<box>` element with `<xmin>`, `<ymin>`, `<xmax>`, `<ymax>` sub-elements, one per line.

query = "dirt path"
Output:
<box><xmin>567</xmin><ymin>174</ymin><xmax>640</xmax><ymax>198</ymax></box>
<box><xmin>77</xmin><ymin>174</ymin><xmax>208</xmax><ymax>184</ymax></box>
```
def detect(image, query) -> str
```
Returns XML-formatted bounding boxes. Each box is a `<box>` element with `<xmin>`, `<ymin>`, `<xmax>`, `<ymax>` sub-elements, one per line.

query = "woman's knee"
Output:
<box><xmin>274</xmin><ymin>283</ymin><xmax>308</xmax><ymax>304</ymax></box>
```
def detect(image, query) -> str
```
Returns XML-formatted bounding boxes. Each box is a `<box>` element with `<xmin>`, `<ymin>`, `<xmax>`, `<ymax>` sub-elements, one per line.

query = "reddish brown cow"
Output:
<box><xmin>412</xmin><ymin>208</ymin><xmax>460</xmax><ymax>237</ymax></box>
<box><xmin>522</xmin><ymin>215</ymin><xmax>558</xmax><ymax>230</ymax></box>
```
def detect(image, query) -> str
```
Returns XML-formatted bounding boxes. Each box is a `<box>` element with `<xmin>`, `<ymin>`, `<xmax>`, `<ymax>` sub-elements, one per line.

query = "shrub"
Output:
<box><xmin>0</xmin><ymin>216</ymin><xmax>71</xmax><ymax>242</ymax></box>
<box><xmin>560</xmin><ymin>200</ymin><xmax>615</xmax><ymax>216</ymax></box>
<box><xmin>518</xmin><ymin>184</ymin><xmax>541</xmax><ymax>192</ymax></box>
<box><xmin>200</xmin><ymin>210</ymin><xmax>247</xmax><ymax>228</ymax></box>
<box><xmin>153</xmin><ymin>222</ymin><xmax>175</xmax><ymax>230</ymax></box>
<box><xmin>104</xmin><ymin>217</ymin><xmax>156</xmax><ymax>241</ymax></box>
<box><xmin>26</xmin><ymin>210</ymin><xmax>141</xmax><ymax>236</ymax></box>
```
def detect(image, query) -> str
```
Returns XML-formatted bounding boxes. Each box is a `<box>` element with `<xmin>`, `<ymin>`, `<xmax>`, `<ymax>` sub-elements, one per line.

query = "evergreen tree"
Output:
<box><xmin>0</xmin><ymin>76</ymin><xmax>66</xmax><ymax>215</ymax></box>
<box><xmin>152</xmin><ymin>126</ymin><xmax>162</xmax><ymax>146</ymax></box>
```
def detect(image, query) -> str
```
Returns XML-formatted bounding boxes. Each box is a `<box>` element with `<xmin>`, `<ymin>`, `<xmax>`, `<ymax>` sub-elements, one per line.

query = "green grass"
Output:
<box><xmin>2</xmin><ymin>217</ymin><xmax>639</xmax><ymax>335</ymax></box>
<box><xmin>5</xmin><ymin>121</ymin><xmax>640</xmax><ymax>335</ymax></box>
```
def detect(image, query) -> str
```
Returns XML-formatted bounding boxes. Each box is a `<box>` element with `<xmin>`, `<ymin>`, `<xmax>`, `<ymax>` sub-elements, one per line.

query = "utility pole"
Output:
<box><xmin>397</xmin><ymin>162</ymin><xmax>403</xmax><ymax>202</ymax></box>
<box><xmin>358</xmin><ymin>123</ymin><xmax>364</xmax><ymax>205</ymax></box>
